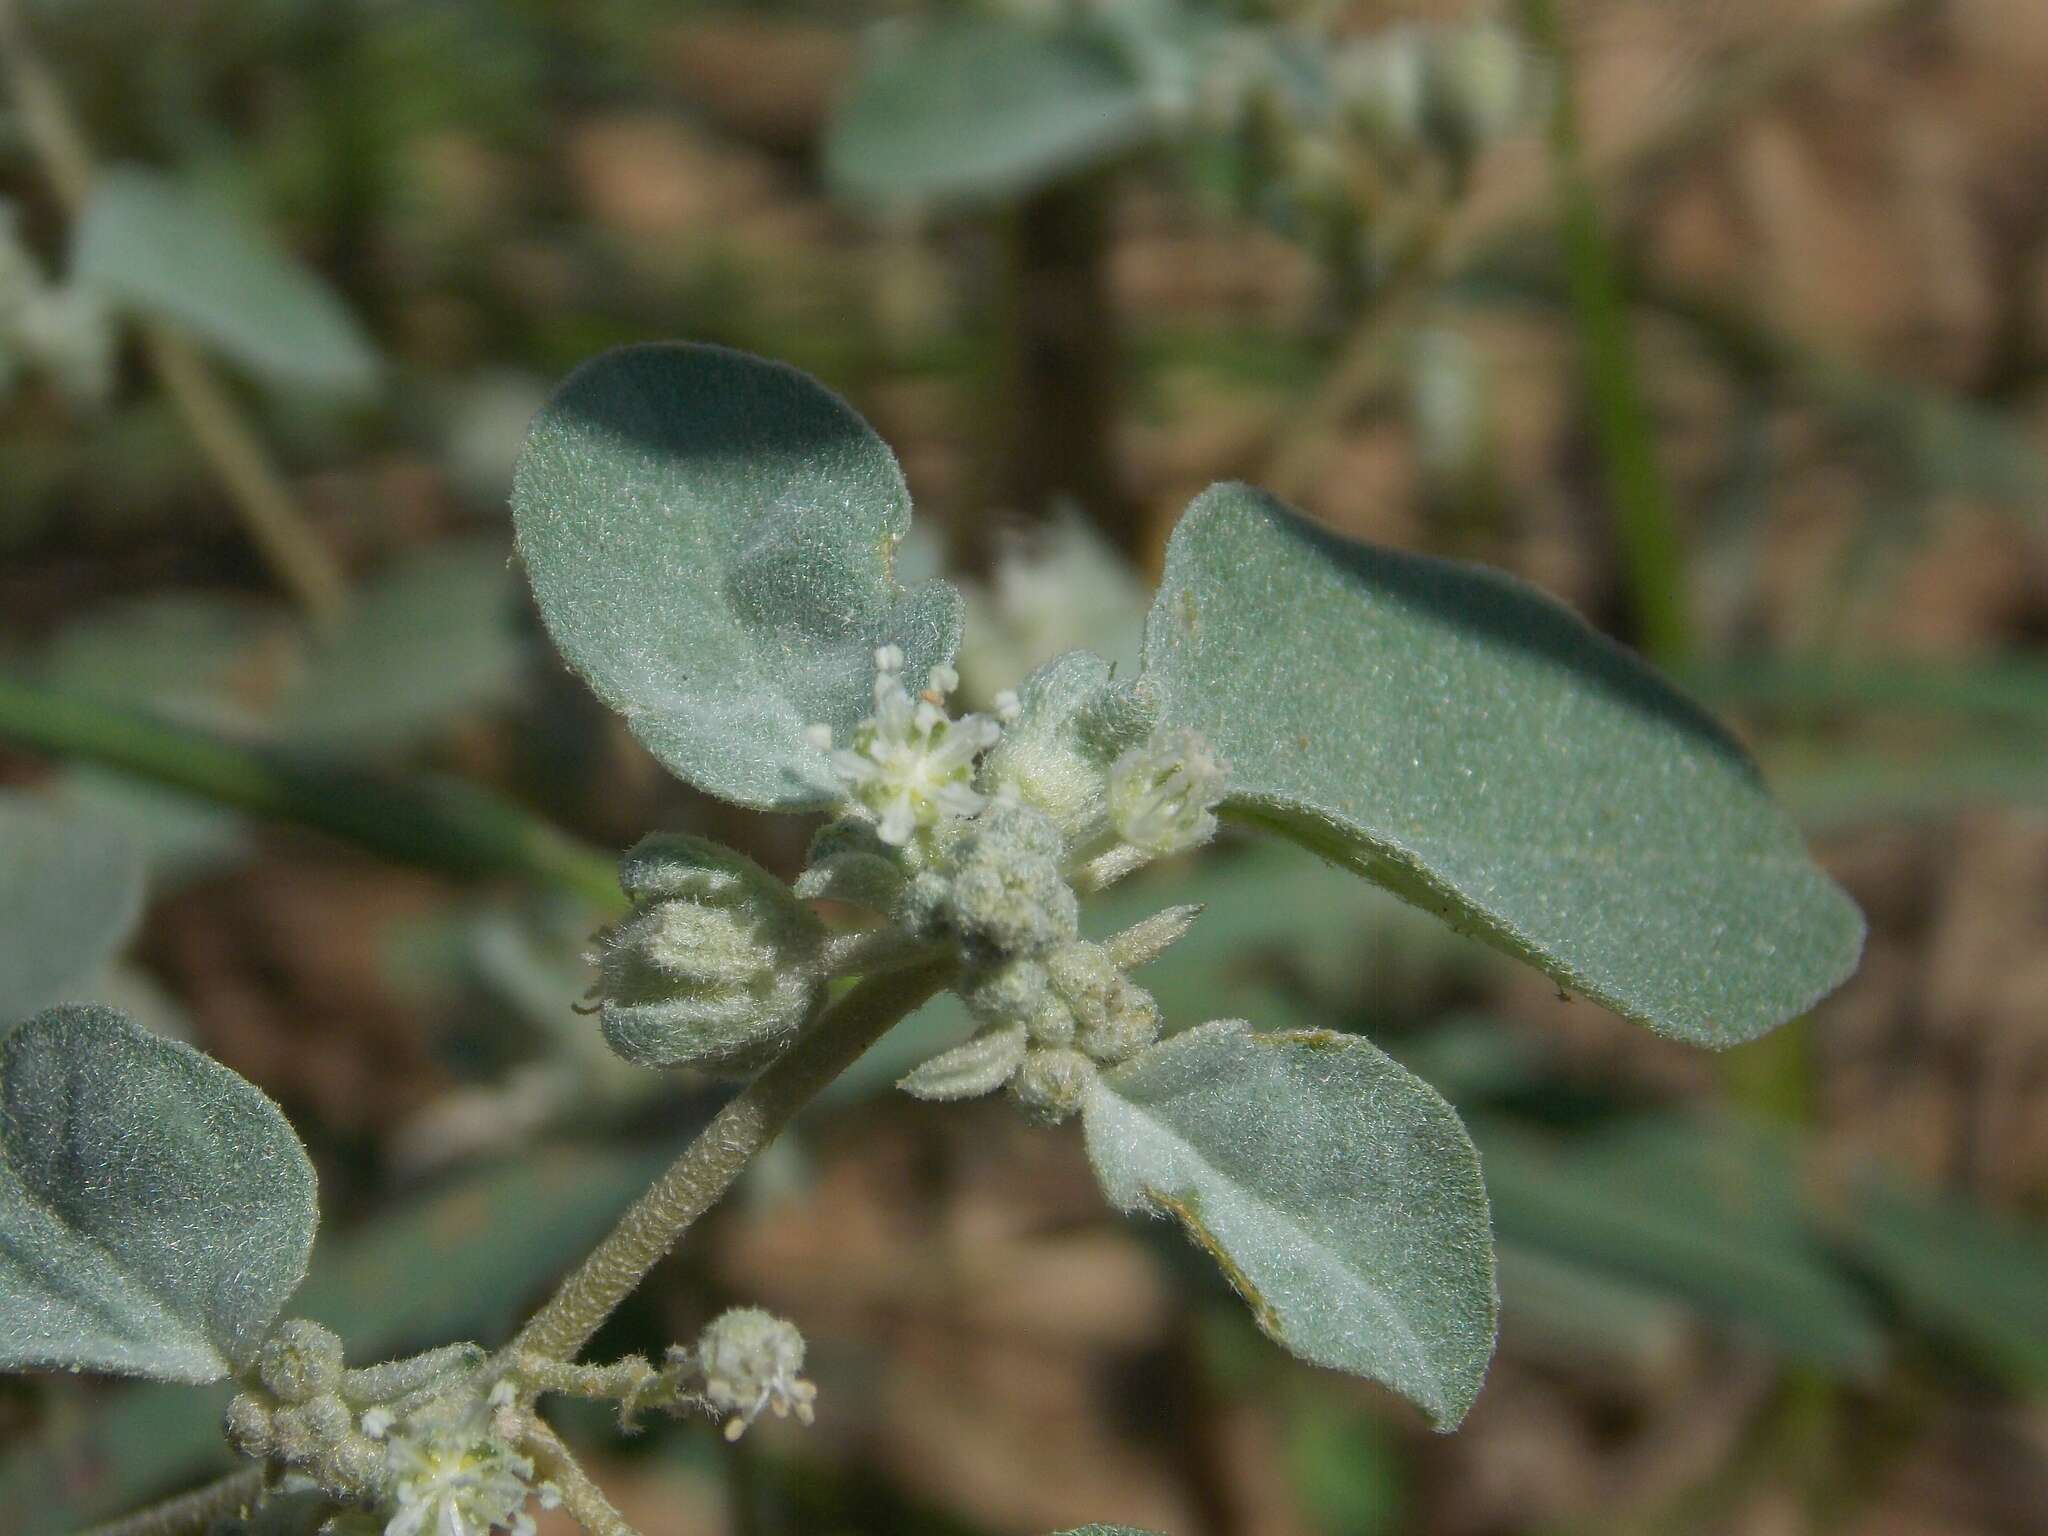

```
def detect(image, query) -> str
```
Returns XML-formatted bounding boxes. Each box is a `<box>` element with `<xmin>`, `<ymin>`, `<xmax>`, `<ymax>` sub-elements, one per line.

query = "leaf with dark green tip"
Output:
<box><xmin>1140</xmin><ymin>483</ymin><xmax>1864</xmax><ymax>1045</ymax></box>
<box><xmin>73</xmin><ymin>165</ymin><xmax>378</xmax><ymax>395</ymax></box>
<box><xmin>0</xmin><ymin>794</ymin><xmax>143</xmax><ymax>1021</ymax></box>
<box><xmin>512</xmin><ymin>344</ymin><xmax>961</xmax><ymax>810</ymax></box>
<box><xmin>827</xmin><ymin>17</ymin><xmax>1155</xmax><ymax>208</ymax></box>
<box><xmin>0</xmin><ymin>1006</ymin><xmax>317</xmax><ymax>1382</ymax></box>
<box><xmin>1084</xmin><ymin>1020</ymin><xmax>1497</xmax><ymax>1427</ymax></box>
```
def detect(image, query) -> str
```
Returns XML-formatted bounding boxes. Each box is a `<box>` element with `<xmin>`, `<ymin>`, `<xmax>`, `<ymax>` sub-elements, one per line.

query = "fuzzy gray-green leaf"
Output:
<box><xmin>72</xmin><ymin>166</ymin><xmax>378</xmax><ymax>395</ymax></box>
<box><xmin>1084</xmin><ymin>1020</ymin><xmax>1496</xmax><ymax>1427</ymax></box>
<box><xmin>0</xmin><ymin>1006</ymin><xmax>317</xmax><ymax>1382</ymax></box>
<box><xmin>513</xmin><ymin>344</ymin><xmax>961</xmax><ymax>810</ymax></box>
<box><xmin>1141</xmin><ymin>484</ymin><xmax>1863</xmax><ymax>1045</ymax></box>
<box><xmin>0</xmin><ymin>795</ymin><xmax>143</xmax><ymax>1022</ymax></box>
<box><xmin>826</xmin><ymin>18</ymin><xmax>1155</xmax><ymax>208</ymax></box>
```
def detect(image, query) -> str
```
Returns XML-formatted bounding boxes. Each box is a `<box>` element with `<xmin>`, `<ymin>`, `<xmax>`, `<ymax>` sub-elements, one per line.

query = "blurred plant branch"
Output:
<box><xmin>0</xmin><ymin>0</ymin><xmax>351</xmax><ymax>628</ymax></box>
<box><xmin>0</xmin><ymin>674</ymin><xmax>622</xmax><ymax>907</ymax></box>
<box><xmin>1260</xmin><ymin>0</ymin><xmax>1942</xmax><ymax>504</ymax></box>
<box><xmin>75</xmin><ymin>1467</ymin><xmax>264</xmax><ymax>1536</ymax></box>
<box><xmin>1523</xmin><ymin>0</ymin><xmax>1689</xmax><ymax>663</ymax></box>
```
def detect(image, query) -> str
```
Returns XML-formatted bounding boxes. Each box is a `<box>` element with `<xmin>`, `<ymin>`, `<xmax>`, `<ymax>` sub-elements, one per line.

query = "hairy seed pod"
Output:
<box><xmin>592</xmin><ymin>834</ymin><xmax>826</xmax><ymax>1074</ymax></box>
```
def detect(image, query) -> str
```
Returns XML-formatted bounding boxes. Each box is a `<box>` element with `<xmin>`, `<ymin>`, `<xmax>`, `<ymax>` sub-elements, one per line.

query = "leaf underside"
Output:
<box><xmin>0</xmin><ymin>1006</ymin><xmax>317</xmax><ymax>1382</ymax></box>
<box><xmin>1084</xmin><ymin>1020</ymin><xmax>1497</xmax><ymax>1428</ymax></box>
<box><xmin>1140</xmin><ymin>484</ymin><xmax>1865</xmax><ymax>1045</ymax></box>
<box><xmin>0</xmin><ymin>795</ymin><xmax>143</xmax><ymax>1023</ymax></box>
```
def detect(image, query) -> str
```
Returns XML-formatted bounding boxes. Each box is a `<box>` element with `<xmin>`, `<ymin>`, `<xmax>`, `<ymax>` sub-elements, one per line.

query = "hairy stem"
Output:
<box><xmin>0</xmin><ymin>0</ymin><xmax>350</xmax><ymax>627</ymax></box>
<box><xmin>76</xmin><ymin>1467</ymin><xmax>265</xmax><ymax>1536</ymax></box>
<box><xmin>0</xmin><ymin>676</ymin><xmax>622</xmax><ymax>907</ymax></box>
<box><xmin>513</xmin><ymin>957</ymin><xmax>957</xmax><ymax>1362</ymax></box>
<box><xmin>524</xmin><ymin>1421</ymin><xmax>641</xmax><ymax>1536</ymax></box>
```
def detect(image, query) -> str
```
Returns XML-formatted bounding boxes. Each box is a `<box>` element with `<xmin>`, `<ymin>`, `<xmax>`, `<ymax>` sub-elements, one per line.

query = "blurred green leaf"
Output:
<box><xmin>1767</xmin><ymin>738</ymin><xmax>2048</xmax><ymax>830</ymax></box>
<box><xmin>1085</xmin><ymin>1020</ymin><xmax>1496</xmax><ymax>1427</ymax></box>
<box><xmin>0</xmin><ymin>1377</ymin><xmax>235</xmax><ymax>1536</ymax></box>
<box><xmin>0</xmin><ymin>1006</ymin><xmax>317</xmax><ymax>1382</ymax></box>
<box><xmin>1285</xmin><ymin>1399</ymin><xmax>1407</xmax><ymax>1536</ymax></box>
<box><xmin>282</xmin><ymin>537</ymin><xmax>527</xmax><ymax>753</ymax></box>
<box><xmin>512</xmin><ymin>343</ymin><xmax>961</xmax><ymax>810</ymax></box>
<box><xmin>1687</xmin><ymin>657</ymin><xmax>2048</xmax><ymax>727</ymax></box>
<box><xmin>1140</xmin><ymin>483</ymin><xmax>1864</xmax><ymax>1046</ymax></box>
<box><xmin>1478</xmin><ymin>1115</ymin><xmax>1885</xmax><ymax>1370</ymax></box>
<box><xmin>38</xmin><ymin>594</ymin><xmax>282</xmax><ymax>725</ymax></box>
<box><xmin>35</xmin><ymin>597</ymin><xmax>276</xmax><ymax>880</ymax></box>
<box><xmin>1841</xmin><ymin>1177</ymin><xmax>2048</xmax><ymax>1391</ymax></box>
<box><xmin>1494</xmin><ymin>1242</ymin><xmax>1689</xmax><ymax>1371</ymax></box>
<box><xmin>827</xmin><ymin>17</ymin><xmax>1155</xmax><ymax>208</ymax></box>
<box><xmin>73</xmin><ymin>165</ymin><xmax>379</xmax><ymax>395</ymax></box>
<box><xmin>0</xmin><ymin>792</ymin><xmax>144</xmax><ymax>1021</ymax></box>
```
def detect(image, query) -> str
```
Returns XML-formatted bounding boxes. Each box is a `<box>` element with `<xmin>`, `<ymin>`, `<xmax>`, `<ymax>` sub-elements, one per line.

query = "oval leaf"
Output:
<box><xmin>73</xmin><ymin>165</ymin><xmax>378</xmax><ymax>395</ymax></box>
<box><xmin>1084</xmin><ymin>1020</ymin><xmax>1496</xmax><ymax>1427</ymax></box>
<box><xmin>0</xmin><ymin>1006</ymin><xmax>317</xmax><ymax>1382</ymax></box>
<box><xmin>282</xmin><ymin>537</ymin><xmax>527</xmax><ymax>753</ymax></box>
<box><xmin>0</xmin><ymin>795</ymin><xmax>143</xmax><ymax>1022</ymax></box>
<box><xmin>827</xmin><ymin>18</ymin><xmax>1155</xmax><ymax>208</ymax></box>
<box><xmin>1140</xmin><ymin>484</ymin><xmax>1864</xmax><ymax>1045</ymax></box>
<box><xmin>513</xmin><ymin>343</ymin><xmax>961</xmax><ymax>810</ymax></box>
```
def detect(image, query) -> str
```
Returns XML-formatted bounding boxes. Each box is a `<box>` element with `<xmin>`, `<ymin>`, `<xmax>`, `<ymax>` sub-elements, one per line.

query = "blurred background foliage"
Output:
<box><xmin>1</xmin><ymin>1</ymin><xmax>2045</xmax><ymax>1534</ymax></box>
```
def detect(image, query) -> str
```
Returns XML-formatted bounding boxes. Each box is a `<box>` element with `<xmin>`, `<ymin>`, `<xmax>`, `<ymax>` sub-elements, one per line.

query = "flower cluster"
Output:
<box><xmin>376</xmin><ymin>1384</ymin><xmax>556</xmax><ymax>1536</ymax></box>
<box><xmin>685</xmin><ymin>1308</ymin><xmax>818</xmax><ymax>1442</ymax></box>
<box><xmin>808</xmin><ymin>647</ymin><xmax>1003</xmax><ymax>847</ymax></box>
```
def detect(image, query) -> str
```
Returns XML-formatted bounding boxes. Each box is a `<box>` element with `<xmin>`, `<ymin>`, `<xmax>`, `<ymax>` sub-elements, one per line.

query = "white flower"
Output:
<box><xmin>692</xmin><ymin>1307</ymin><xmax>818</xmax><ymax>1442</ymax></box>
<box><xmin>808</xmin><ymin>647</ymin><xmax>1001</xmax><ymax>846</ymax></box>
<box><xmin>379</xmin><ymin>1388</ymin><xmax>540</xmax><ymax>1536</ymax></box>
<box><xmin>1106</xmin><ymin>728</ymin><xmax>1226</xmax><ymax>856</ymax></box>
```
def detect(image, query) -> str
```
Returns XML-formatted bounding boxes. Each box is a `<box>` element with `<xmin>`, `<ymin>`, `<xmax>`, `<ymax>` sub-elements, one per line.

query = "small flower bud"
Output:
<box><xmin>1045</xmin><ymin>941</ymin><xmax>1161</xmax><ymax>1065</ymax></box>
<box><xmin>592</xmin><ymin>834</ymin><xmax>826</xmax><ymax>1074</ymax></box>
<box><xmin>691</xmin><ymin>1308</ymin><xmax>817</xmax><ymax>1441</ymax></box>
<box><xmin>1009</xmin><ymin>1046</ymin><xmax>1096</xmax><ymax>1124</ymax></box>
<box><xmin>1106</xmin><ymin>728</ymin><xmax>1225</xmax><ymax>857</ymax></box>
<box><xmin>269</xmin><ymin>1395</ymin><xmax>353</xmax><ymax>1464</ymax></box>
<box><xmin>224</xmin><ymin>1392</ymin><xmax>276</xmax><ymax>1458</ymax></box>
<box><xmin>939</xmin><ymin>803</ymin><xmax>1078</xmax><ymax>958</ymax></box>
<box><xmin>258</xmin><ymin>1320</ymin><xmax>345</xmax><ymax>1404</ymax></box>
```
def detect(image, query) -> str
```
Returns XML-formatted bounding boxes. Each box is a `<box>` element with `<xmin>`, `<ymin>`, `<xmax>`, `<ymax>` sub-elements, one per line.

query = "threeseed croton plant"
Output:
<box><xmin>0</xmin><ymin>342</ymin><xmax>1863</xmax><ymax>1536</ymax></box>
